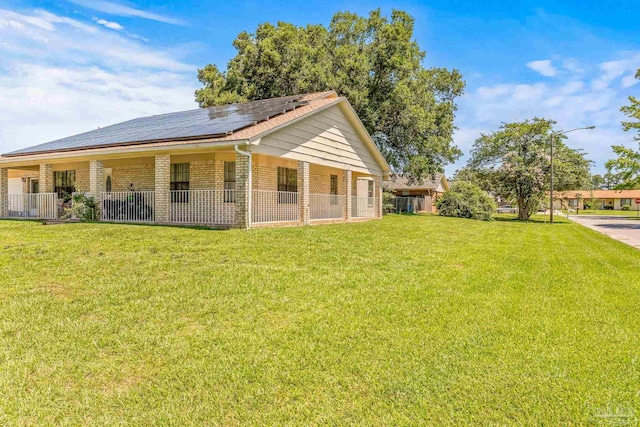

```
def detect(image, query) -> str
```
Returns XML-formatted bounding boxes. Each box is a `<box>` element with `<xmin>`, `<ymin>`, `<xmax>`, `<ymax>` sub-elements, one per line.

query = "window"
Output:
<box><xmin>277</xmin><ymin>167</ymin><xmax>297</xmax><ymax>203</ymax></box>
<box><xmin>170</xmin><ymin>163</ymin><xmax>190</xmax><ymax>203</ymax></box>
<box><xmin>330</xmin><ymin>174</ymin><xmax>338</xmax><ymax>204</ymax></box>
<box><xmin>224</xmin><ymin>161</ymin><xmax>236</xmax><ymax>203</ymax></box>
<box><xmin>620</xmin><ymin>198</ymin><xmax>631</xmax><ymax>207</ymax></box>
<box><xmin>368</xmin><ymin>180</ymin><xmax>374</xmax><ymax>206</ymax></box>
<box><xmin>106</xmin><ymin>175</ymin><xmax>112</xmax><ymax>193</ymax></box>
<box><xmin>277</xmin><ymin>167</ymin><xmax>297</xmax><ymax>192</ymax></box>
<box><xmin>54</xmin><ymin>170</ymin><xmax>75</xmax><ymax>200</ymax></box>
<box><xmin>569</xmin><ymin>198</ymin><xmax>578</xmax><ymax>207</ymax></box>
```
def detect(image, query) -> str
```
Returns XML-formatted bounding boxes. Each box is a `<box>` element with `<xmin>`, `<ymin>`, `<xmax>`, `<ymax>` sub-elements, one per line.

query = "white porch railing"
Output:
<box><xmin>310</xmin><ymin>193</ymin><xmax>344</xmax><ymax>220</ymax></box>
<box><xmin>169</xmin><ymin>190</ymin><xmax>236</xmax><ymax>225</ymax></box>
<box><xmin>100</xmin><ymin>191</ymin><xmax>155</xmax><ymax>223</ymax></box>
<box><xmin>252</xmin><ymin>190</ymin><xmax>299</xmax><ymax>223</ymax></box>
<box><xmin>2</xmin><ymin>193</ymin><xmax>58</xmax><ymax>219</ymax></box>
<box><xmin>352</xmin><ymin>196</ymin><xmax>377</xmax><ymax>218</ymax></box>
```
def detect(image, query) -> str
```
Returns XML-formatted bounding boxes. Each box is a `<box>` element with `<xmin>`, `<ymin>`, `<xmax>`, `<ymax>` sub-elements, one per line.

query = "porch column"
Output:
<box><xmin>39</xmin><ymin>164</ymin><xmax>53</xmax><ymax>193</ymax></box>
<box><xmin>154</xmin><ymin>155</ymin><xmax>170</xmax><ymax>223</ymax></box>
<box><xmin>298</xmin><ymin>161</ymin><xmax>310</xmax><ymax>225</ymax></box>
<box><xmin>89</xmin><ymin>160</ymin><xmax>104</xmax><ymax>211</ymax></box>
<box><xmin>344</xmin><ymin>170</ymin><xmax>352</xmax><ymax>220</ymax></box>
<box><xmin>235</xmin><ymin>151</ymin><xmax>250</xmax><ymax>229</ymax></box>
<box><xmin>376</xmin><ymin>176</ymin><xmax>383</xmax><ymax>218</ymax></box>
<box><xmin>0</xmin><ymin>168</ymin><xmax>7</xmax><ymax>218</ymax></box>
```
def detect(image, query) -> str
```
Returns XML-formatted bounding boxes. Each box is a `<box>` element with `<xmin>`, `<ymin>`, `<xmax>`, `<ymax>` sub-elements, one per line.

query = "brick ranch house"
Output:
<box><xmin>0</xmin><ymin>91</ymin><xmax>391</xmax><ymax>228</ymax></box>
<box><xmin>554</xmin><ymin>189</ymin><xmax>640</xmax><ymax>211</ymax></box>
<box><xmin>385</xmin><ymin>173</ymin><xmax>449</xmax><ymax>213</ymax></box>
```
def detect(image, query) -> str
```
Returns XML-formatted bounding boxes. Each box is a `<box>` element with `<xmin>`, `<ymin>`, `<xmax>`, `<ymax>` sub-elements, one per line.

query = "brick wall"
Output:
<box><xmin>154</xmin><ymin>155</ymin><xmax>170</xmax><ymax>222</ymax></box>
<box><xmin>190</xmin><ymin>160</ymin><xmax>216</xmax><ymax>190</ymax></box>
<box><xmin>111</xmin><ymin>163</ymin><xmax>155</xmax><ymax>192</ymax></box>
<box><xmin>310</xmin><ymin>171</ymin><xmax>344</xmax><ymax>195</ymax></box>
<box><xmin>107</xmin><ymin>160</ymin><xmax>225</xmax><ymax>192</ymax></box>
<box><xmin>213</xmin><ymin>160</ymin><xmax>225</xmax><ymax>190</ymax></box>
<box><xmin>252</xmin><ymin>164</ymin><xmax>278</xmax><ymax>191</ymax></box>
<box><xmin>0</xmin><ymin>168</ymin><xmax>7</xmax><ymax>218</ymax></box>
<box><xmin>235</xmin><ymin>152</ymin><xmax>250</xmax><ymax>228</ymax></box>
<box><xmin>39</xmin><ymin>164</ymin><xmax>53</xmax><ymax>193</ymax></box>
<box><xmin>298</xmin><ymin>161</ymin><xmax>309</xmax><ymax>224</ymax></box>
<box><xmin>75</xmin><ymin>168</ymin><xmax>90</xmax><ymax>192</ymax></box>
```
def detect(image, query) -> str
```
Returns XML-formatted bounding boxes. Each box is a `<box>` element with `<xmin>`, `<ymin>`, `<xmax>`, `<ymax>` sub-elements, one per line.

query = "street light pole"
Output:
<box><xmin>549</xmin><ymin>126</ymin><xmax>596</xmax><ymax>224</ymax></box>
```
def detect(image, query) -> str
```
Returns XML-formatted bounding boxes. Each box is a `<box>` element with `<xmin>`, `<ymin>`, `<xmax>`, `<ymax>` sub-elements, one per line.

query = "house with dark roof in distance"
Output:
<box><xmin>385</xmin><ymin>173</ymin><xmax>449</xmax><ymax>213</ymax></box>
<box><xmin>0</xmin><ymin>91</ymin><xmax>390</xmax><ymax>228</ymax></box>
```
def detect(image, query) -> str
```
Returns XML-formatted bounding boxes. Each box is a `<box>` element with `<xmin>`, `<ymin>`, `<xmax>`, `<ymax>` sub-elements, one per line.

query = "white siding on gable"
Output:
<box><xmin>435</xmin><ymin>181</ymin><xmax>444</xmax><ymax>193</ymax></box>
<box><xmin>253</xmin><ymin>105</ymin><xmax>383</xmax><ymax>175</ymax></box>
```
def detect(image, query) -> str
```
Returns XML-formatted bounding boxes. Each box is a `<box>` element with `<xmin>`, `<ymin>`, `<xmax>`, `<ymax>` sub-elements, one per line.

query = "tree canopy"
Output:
<box><xmin>195</xmin><ymin>9</ymin><xmax>465</xmax><ymax>180</ymax></box>
<box><xmin>467</xmin><ymin>118</ymin><xmax>592</xmax><ymax>220</ymax></box>
<box><xmin>605</xmin><ymin>68</ymin><xmax>640</xmax><ymax>189</ymax></box>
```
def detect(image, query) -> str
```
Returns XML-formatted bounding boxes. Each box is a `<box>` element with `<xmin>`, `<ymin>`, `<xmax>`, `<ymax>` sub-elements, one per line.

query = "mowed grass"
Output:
<box><xmin>1</xmin><ymin>215</ymin><xmax>639</xmax><ymax>425</ymax></box>
<box><xmin>571</xmin><ymin>209</ymin><xmax>640</xmax><ymax>219</ymax></box>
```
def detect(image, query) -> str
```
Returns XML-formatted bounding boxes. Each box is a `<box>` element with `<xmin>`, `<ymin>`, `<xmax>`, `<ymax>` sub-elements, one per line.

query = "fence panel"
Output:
<box><xmin>394</xmin><ymin>196</ymin><xmax>425</xmax><ymax>213</ymax></box>
<box><xmin>352</xmin><ymin>196</ymin><xmax>377</xmax><ymax>218</ymax></box>
<box><xmin>169</xmin><ymin>190</ymin><xmax>236</xmax><ymax>225</ymax></box>
<box><xmin>310</xmin><ymin>193</ymin><xmax>344</xmax><ymax>220</ymax></box>
<box><xmin>252</xmin><ymin>190</ymin><xmax>299</xmax><ymax>223</ymax></box>
<box><xmin>100</xmin><ymin>191</ymin><xmax>155</xmax><ymax>223</ymax></box>
<box><xmin>3</xmin><ymin>193</ymin><xmax>58</xmax><ymax>219</ymax></box>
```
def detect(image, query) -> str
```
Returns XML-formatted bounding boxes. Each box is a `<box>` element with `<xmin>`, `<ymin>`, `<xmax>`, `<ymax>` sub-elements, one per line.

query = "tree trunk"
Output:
<box><xmin>517</xmin><ymin>197</ymin><xmax>530</xmax><ymax>220</ymax></box>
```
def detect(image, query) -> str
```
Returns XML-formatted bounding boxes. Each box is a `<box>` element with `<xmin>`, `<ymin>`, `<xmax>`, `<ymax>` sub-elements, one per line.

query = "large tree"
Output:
<box><xmin>605</xmin><ymin>68</ymin><xmax>640</xmax><ymax>189</ymax></box>
<box><xmin>195</xmin><ymin>9</ymin><xmax>465</xmax><ymax>180</ymax></box>
<box><xmin>467</xmin><ymin>118</ymin><xmax>592</xmax><ymax>220</ymax></box>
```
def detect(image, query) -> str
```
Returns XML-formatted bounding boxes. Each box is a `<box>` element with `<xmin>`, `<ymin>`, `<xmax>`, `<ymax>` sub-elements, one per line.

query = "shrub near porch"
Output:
<box><xmin>0</xmin><ymin>215</ymin><xmax>639</xmax><ymax>425</ymax></box>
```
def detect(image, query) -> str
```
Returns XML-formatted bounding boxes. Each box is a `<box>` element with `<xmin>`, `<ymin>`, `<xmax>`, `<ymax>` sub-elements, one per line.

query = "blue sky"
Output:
<box><xmin>1</xmin><ymin>0</ymin><xmax>639</xmax><ymax>175</ymax></box>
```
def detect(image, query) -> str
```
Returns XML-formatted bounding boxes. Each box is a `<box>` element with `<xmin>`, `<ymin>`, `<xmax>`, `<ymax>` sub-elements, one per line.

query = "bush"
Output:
<box><xmin>64</xmin><ymin>193</ymin><xmax>100</xmax><ymax>221</ymax></box>
<box><xmin>382</xmin><ymin>191</ymin><xmax>396</xmax><ymax>214</ymax></box>
<box><xmin>436</xmin><ymin>182</ymin><xmax>495</xmax><ymax>221</ymax></box>
<box><xmin>622</xmin><ymin>205</ymin><xmax>631</xmax><ymax>211</ymax></box>
<box><xmin>583</xmin><ymin>200</ymin><xmax>598</xmax><ymax>210</ymax></box>
<box><xmin>604</xmin><ymin>205</ymin><xmax>614</xmax><ymax>210</ymax></box>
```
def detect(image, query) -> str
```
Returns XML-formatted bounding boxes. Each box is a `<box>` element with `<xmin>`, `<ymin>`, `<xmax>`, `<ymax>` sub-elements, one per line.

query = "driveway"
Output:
<box><xmin>569</xmin><ymin>215</ymin><xmax>640</xmax><ymax>249</ymax></box>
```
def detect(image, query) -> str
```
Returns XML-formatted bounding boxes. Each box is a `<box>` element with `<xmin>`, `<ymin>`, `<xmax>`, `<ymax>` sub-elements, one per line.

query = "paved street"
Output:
<box><xmin>570</xmin><ymin>215</ymin><xmax>640</xmax><ymax>250</ymax></box>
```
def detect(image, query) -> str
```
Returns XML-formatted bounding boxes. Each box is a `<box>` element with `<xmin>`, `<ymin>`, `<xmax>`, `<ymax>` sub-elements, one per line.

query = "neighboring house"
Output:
<box><xmin>385</xmin><ymin>173</ymin><xmax>449</xmax><ymax>213</ymax></box>
<box><xmin>555</xmin><ymin>190</ymin><xmax>640</xmax><ymax>210</ymax></box>
<box><xmin>0</xmin><ymin>92</ymin><xmax>391</xmax><ymax>228</ymax></box>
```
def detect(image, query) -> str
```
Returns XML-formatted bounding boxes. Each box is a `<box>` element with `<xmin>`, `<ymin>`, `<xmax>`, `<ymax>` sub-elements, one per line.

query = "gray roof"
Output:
<box><xmin>4</xmin><ymin>95</ymin><xmax>309</xmax><ymax>157</ymax></box>
<box><xmin>386</xmin><ymin>173</ymin><xmax>446</xmax><ymax>190</ymax></box>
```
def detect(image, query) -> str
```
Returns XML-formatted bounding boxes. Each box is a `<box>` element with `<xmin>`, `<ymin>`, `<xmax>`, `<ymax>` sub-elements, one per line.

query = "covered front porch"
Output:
<box><xmin>0</xmin><ymin>148</ymin><xmax>382</xmax><ymax>228</ymax></box>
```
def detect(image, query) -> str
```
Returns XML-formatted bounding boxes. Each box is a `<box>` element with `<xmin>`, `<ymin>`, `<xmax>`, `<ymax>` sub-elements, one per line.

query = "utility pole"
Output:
<box><xmin>549</xmin><ymin>126</ymin><xmax>596</xmax><ymax>224</ymax></box>
<box><xmin>550</xmin><ymin>132</ymin><xmax>554</xmax><ymax>224</ymax></box>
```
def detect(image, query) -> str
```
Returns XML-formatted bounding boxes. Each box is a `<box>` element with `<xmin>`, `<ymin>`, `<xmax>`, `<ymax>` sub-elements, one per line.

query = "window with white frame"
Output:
<box><xmin>620</xmin><ymin>198</ymin><xmax>631</xmax><ymax>207</ymax></box>
<box><xmin>54</xmin><ymin>170</ymin><xmax>75</xmax><ymax>200</ymax></box>
<box><xmin>224</xmin><ymin>161</ymin><xmax>236</xmax><ymax>203</ymax></box>
<box><xmin>170</xmin><ymin>163</ymin><xmax>190</xmax><ymax>203</ymax></box>
<box><xmin>277</xmin><ymin>167</ymin><xmax>297</xmax><ymax>203</ymax></box>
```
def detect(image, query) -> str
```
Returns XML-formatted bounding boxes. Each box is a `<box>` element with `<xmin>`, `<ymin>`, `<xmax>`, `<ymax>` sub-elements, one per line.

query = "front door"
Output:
<box><xmin>31</xmin><ymin>179</ymin><xmax>39</xmax><ymax>194</ymax></box>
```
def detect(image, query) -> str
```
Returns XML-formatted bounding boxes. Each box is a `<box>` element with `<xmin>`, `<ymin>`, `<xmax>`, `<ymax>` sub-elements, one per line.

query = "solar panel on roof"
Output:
<box><xmin>4</xmin><ymin>95</ymin><xmax>310</xmax><ymax>156</ymax></box>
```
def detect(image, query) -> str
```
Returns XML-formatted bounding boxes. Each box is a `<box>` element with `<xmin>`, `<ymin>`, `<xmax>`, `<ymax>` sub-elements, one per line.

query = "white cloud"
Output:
<box><xmin>448</xmin><ymin>54</ymin><xmax>640</xmax><ymax>176</ymax></box>
<box><xmin>561</xmin><ymin>58</ymin><xmax>585</xmax><ymax>74</ymax></box>
<box><xmin>93</xmin><ymin>17</ymin><xmax>124</xmax><ymax>30</ymax></box>
<box><xmin>526</xmin><ymin>59</ymin><xmax>558</xmax><ymax>77</ymax></box>
<box><xmin>0</xmin><ymin>7</ymin><xmax>197</xmax><ymax>154</ymax></box>
<box><xmin>69</xmin><ymin>0</ymin><xmax>184</xmax><ymax>25</ymax></box>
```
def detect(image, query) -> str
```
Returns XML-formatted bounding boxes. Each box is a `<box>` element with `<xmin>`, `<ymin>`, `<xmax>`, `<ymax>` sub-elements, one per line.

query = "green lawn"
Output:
<box><xmin>569</xmin><ymin>209</ymin><xmax>640</xmax><ymax>218</ymax></box>
<box><xmin>1</xmin><ymin>215</ymin><xmax>639</xmax><ymax>425</ymax></box>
